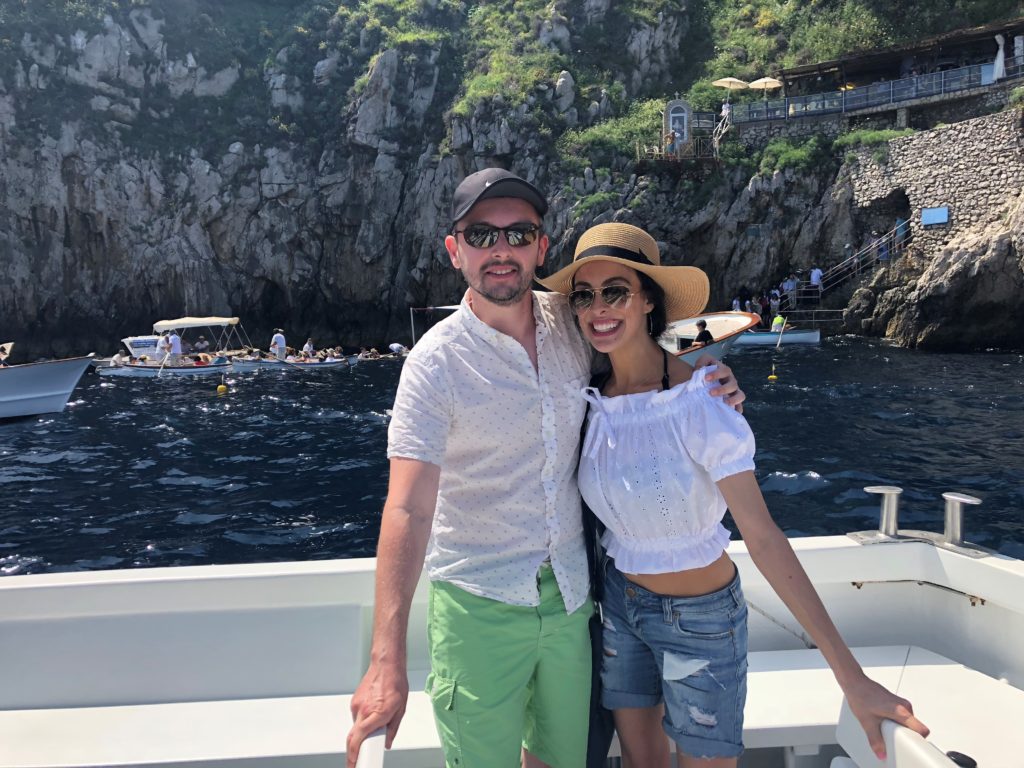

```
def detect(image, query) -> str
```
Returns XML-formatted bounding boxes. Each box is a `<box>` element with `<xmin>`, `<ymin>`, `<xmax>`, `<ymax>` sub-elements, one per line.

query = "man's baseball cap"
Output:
<box><xmin>451</xmin><ymin>168</ymin><xmax>548</xmax><ymax>224</ymax></box>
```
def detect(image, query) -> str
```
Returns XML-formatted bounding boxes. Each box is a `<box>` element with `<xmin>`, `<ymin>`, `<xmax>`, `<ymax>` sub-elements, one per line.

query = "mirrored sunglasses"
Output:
<box><xmin>454</xmin><ymin>224</ymin><xmax>541</xmax><ymax>249</ymax></box>
<box><xmin>567</xmin><ymin>285</ymin><xmax>637</xmax><ymax>312</ymax></box>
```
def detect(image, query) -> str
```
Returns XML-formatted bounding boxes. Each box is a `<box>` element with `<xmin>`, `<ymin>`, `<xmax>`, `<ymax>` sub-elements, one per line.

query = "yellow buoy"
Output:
<box><xmin>767</xmin><ymin>363</ymin><xmax>778</xmax><ymax>382</ymax></box>
<box><xmin>217</xmin><ymin>384</ymin><xmax>228</xmax><ymax>395</ymax></box>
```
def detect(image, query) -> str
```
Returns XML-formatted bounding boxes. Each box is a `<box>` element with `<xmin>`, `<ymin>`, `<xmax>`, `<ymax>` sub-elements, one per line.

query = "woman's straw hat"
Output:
<box><xmin>537</xmin><ymin>223</ymin><xmax>709</xmax><ymax>321</ymax></box>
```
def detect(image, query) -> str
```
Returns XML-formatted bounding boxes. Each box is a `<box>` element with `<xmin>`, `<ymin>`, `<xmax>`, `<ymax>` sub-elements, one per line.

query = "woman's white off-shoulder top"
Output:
<box><xmin>578</xmin><ymin>366</ymin><xmax>756</xmax><ymax>575</ymax></box>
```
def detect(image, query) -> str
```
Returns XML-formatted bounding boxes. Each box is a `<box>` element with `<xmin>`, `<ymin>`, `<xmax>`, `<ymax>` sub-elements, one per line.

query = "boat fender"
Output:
<box><xmin>945</xmin><ymin>752</ymin><xmax>977</xmax><ymax>768</ymax></box>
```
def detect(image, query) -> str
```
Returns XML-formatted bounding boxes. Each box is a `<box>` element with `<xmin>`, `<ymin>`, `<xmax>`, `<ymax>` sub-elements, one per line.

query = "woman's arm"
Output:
<box><xmin>718</xmin><ymin>471</ymin><xmax>929</xmax><ymax>759</ymax></box>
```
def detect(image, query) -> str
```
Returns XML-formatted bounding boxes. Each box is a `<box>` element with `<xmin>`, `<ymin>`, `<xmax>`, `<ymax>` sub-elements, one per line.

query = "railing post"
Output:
<box><xmin>889</xmin><ymin>80</ymin><xmax>894</xmax><ymax>105</ymax></box>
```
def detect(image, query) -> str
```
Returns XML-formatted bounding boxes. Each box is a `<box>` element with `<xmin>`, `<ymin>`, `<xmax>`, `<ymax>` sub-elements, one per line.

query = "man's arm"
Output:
<box><xmin>346</xmin><ymin>457</ymin><xmax>440</xmax><ymax>767</ymax></box>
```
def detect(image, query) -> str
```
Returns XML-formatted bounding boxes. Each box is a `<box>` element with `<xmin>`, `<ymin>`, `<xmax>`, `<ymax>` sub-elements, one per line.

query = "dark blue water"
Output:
<box><xmin>1</xmin><ymin>338</ymin><xmax>1022</xmax><ymax>577</ymax></box>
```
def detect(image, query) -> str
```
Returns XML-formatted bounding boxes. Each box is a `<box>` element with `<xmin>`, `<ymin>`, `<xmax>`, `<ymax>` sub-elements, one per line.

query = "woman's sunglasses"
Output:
<box><xmin>567</xmin><ymin>285</ymin><xmax>637</xmax><ymax>312</ymax></box>
<box><xmin>453</xmin><ymin>224</ymin><xmax>541</xmax><ymax>249</ymax></box>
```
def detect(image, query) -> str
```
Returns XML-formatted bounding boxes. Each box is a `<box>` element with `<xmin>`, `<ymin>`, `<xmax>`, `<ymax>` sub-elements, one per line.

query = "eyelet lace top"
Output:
<box><xmin>578</xmin><ymin>365</ymin><xmax>756</xmax><ymax>575</ymax></box>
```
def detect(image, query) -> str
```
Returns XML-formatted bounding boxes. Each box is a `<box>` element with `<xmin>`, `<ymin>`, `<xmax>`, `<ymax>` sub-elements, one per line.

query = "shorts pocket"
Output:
<box><xmin>426</xmin><ymin>673</ymin><xmax>463</xmax><ymax>766</ymax></box>
<box><xmin>673</xmin><ymin>609</ymin><xmax>734</xmax><ymax>641</ymax></box>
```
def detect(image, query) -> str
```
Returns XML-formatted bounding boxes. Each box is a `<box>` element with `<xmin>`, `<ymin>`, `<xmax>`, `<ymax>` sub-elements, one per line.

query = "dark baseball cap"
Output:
<box><xmin>451</xmin><ymin>168</ymin><xmax>548</xmax><ymax>224</ymax></box>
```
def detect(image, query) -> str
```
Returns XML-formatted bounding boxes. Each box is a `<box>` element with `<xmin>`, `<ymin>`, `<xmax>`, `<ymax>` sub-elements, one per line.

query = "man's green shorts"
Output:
<box><xmin>426</xmin><ymin>564</ymin><xmax>594</xmax><ymax>768</ymax></box>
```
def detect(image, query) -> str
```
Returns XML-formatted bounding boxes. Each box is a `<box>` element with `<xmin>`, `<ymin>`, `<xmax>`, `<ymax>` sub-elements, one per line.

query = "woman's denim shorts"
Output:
<box><xmin>599</xmin><ymin>558</ymin><xmax>748</xmax><ymax>759</ymax></box>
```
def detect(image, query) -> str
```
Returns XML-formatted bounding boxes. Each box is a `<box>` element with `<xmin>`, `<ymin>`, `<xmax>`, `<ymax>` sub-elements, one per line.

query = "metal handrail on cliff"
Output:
<box><xmin>712</xmin><ymin>112</ymin><xmax>731</xmax><ymax>156</ymax></box>
<box><xmin>791</xmin><ymin>221</ymin><xmax>911</xmax><ymax>307</ymax></box>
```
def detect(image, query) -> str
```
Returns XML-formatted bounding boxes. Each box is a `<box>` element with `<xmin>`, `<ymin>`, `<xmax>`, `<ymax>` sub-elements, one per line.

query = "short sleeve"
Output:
<box><xmin>387</xmin><ymin>353</ymin><xmax>451</xmax><ymax>466</ymax></box>
<box><xmin>684</xmin><ymin>383</ymin><xmax>756</xmax><ymax>482</ymax></box>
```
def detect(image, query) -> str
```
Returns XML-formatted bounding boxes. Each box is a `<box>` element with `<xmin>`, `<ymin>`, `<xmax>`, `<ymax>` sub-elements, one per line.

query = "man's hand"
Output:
<box><xmin>346</xmin><ymin>660</ymin><xmax>409</xmax><ymax>767</ymax></box>
<box><xmin>843</xmin><ymin>673</ymin><xmax>929</xmax><ymax>760</ymax></box>
<box><xmin>694</xmin><ymin>354</ymin><xmax>745</xmax><ymax>413</ymax></box>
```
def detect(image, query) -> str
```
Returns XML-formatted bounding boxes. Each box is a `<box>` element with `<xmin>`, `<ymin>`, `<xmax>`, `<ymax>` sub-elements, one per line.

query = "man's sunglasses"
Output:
<box><xmin>453</xmin><ymin>224</ymin><xmax>541</xmax><ymax>249</ymax></box>
<box><xmin>567</xmin><ymin>285</ymin><xmax>637</xmax><ymax>312</ymax></box>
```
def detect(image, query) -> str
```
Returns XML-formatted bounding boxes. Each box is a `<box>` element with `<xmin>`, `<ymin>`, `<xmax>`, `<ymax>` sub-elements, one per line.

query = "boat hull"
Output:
<box><xmin>733</xmin><ymin>328</ymin><xmax>821</xmax><ymax>346</ymax></box>
<box><xmin>0</xmin><ymin>356</ymin><xmax>93</xmax><ymax>419</ymax></box>
<box><xmin>231</xmin><ymin>357</ymin><xmax>356</xmax><ymax>371</ymax></box>
<box><xmin>97</xmin><ymin>362</ymin><xmax>232</xmax><ymax>377</ymax></box>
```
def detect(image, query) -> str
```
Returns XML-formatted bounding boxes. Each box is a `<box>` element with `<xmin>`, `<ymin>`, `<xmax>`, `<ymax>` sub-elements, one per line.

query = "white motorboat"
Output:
<box><xmin>96</xmin><ymin>360</ymin><xmax>232</xmax><ymax>377</ymax></box>
<box><xmin>0</xmin><ymin>347</ymin><xmax>94</xmax><ymax>419</ymax></box>
<box><xmin>110</xmin><ymin>316</ymin><xmax>256</xmax><ymax>362</ymax></box>
<box><xmin>733</xmin><ymin>327</ymin><xmax>822</xmax><ymax>346</ymax></box>
<box><xmin>659</xmin><ymin>311</ymin><xmax>762</xmax><ymax>363</ymax></box>
<box><xmin>1</xmin><ymin>490</ymin><xmax>1020</xmax><ymax>767</ymax></box>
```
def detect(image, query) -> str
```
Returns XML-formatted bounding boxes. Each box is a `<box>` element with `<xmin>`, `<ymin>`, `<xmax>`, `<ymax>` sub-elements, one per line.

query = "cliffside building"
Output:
<box><xmin>730</xmin><ymin>16</ymin><xmax>1024</xmax><ymax>132</ymax></box>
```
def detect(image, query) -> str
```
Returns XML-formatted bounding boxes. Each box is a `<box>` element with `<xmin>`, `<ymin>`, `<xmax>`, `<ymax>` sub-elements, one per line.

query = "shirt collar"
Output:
<box><xmin>457</xmin><ymin>289</ymin><xmax>549</xmax><ymax>344</ymax></box>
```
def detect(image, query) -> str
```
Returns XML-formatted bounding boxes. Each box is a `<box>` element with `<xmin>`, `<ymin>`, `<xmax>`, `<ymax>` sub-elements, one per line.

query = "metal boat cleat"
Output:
<box><xmin>848</xmin><ymin>486</ymin><xmax>991</xmax><ymax>559</ymax></box>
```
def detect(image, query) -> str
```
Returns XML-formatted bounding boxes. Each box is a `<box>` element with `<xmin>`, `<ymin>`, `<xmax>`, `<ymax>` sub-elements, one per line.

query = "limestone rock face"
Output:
<box><xmin>1</xmin><ymin>7</ymin><xmax>1021</xmax><ymax>356</ymax></box>
<box><xmin>846</xmin><ymin>189</ymin><xmax>1024</xmax><ymax>350</ymax></box>
<box><xmin>842</xmin><ymin>110</ymin><xmax>1024</xmax><ymax>350</ymax></box>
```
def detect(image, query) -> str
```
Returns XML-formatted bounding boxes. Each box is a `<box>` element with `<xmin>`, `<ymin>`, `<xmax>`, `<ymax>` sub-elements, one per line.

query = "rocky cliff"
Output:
<box><xmin>0</xmin><ymin>3</ymin><xmax>1021</xmax><ymax>355</ymax></box>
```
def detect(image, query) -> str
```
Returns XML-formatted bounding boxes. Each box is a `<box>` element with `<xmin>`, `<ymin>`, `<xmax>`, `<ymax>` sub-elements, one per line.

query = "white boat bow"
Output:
<box><xmin>1</xmin><ymin>492</ymin><xmax>1021</xmax><ymax>767</ymax></box>
<box><xmin>0</xmin><ymin>354</ymin><xmax>94</xmax><ymax>419</ymax></box>
<box><xmin>660</xmin><ymin>312</ymin><xmax>762</xmax><ymax>364</ymax></box>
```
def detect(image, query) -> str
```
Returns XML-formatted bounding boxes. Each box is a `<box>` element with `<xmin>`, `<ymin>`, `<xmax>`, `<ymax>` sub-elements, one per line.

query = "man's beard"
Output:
<box><xmin>463</xmin><ymin>261</ymin><xmax>535</xmax><ymax>306</ymax></box>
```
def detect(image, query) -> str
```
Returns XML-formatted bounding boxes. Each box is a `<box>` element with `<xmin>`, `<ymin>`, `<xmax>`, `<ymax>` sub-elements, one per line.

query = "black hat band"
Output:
<box><xmin>575</xmin><ymin>245</ymin><xmax>654</xmax><ymax>266</ymax></box>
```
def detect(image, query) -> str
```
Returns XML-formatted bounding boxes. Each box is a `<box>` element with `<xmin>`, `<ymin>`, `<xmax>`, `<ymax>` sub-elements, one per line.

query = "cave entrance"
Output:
<box><xmin>858</xmin><ymin>188</ymin><xmax>912</xmax><ymax>247</ymax></box>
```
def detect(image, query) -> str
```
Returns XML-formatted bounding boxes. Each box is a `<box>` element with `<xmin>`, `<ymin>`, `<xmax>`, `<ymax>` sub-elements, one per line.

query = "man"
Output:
<box><xmin>157</xmin><ymin>333</ymin><xmax>172</xmax><ymax>363</ymax></box>
<box><xmin>346</xmin><ymin>169</ymin><xmax>744</xmax><ymax>768</ymax></box>
<box><xmin>810</xmin><ymin>265</ymin><xmax>824</xmax><ymax>302</ymax></box>
<box><xmin>270</xmin><ymin>328</ymin><xmax>286</xmax><ymax>361</ymax></box>
<box><xmin>193</xmin><ymin>335</ymin><xmax>210</xmax><ymax>353</ymax></box>
<box><xmin>168</xmin><ymin>330</ymin><xmax>183</xmax><ymax>364</ymax></box>
<box><xmin>783</xmin><ymin>272</ymin><xmax>798</xmax><ymax>310</ymax></box>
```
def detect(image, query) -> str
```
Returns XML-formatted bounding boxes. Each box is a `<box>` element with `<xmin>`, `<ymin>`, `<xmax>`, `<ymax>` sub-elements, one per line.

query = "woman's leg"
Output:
<box><xmin>615</xmin><ymin>705</ymin><xmax>671</xmax><ymax>768</ymax></box>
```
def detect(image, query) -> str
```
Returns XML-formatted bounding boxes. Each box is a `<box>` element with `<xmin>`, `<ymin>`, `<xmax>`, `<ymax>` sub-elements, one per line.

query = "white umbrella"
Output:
<box><xmin>711</xmin><ymin>76</ymin><xmax>749</xmax><ymax>104</ymax></box>
<box><xmin>748</xmin><ymin>76</ymin><xmax>783</xmax><ymax>92</ymax></box>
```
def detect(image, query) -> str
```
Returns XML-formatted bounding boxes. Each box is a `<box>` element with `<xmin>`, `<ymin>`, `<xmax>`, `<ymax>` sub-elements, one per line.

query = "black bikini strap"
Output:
<box><xmin>661</xmin><ymin>348</ymin><xmax>670</xmax><ymax>391</ymax></box>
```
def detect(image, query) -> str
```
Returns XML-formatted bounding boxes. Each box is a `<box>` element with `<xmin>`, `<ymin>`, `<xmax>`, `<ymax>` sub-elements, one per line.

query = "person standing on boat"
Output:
<box><xmin>270</xmin><ymin>328</ymin><xmax>286</xmax><ymax>361</ymax></box>
<box><xmin>193</xmin><ymin>335</ymin><xmax>210</xmax><ymax>354</ymax></box>
<box><xmin>540</xmin><ymin>222</ymin><xmax>929</xmax><ymax>766</ymax></box>
<box><xmin>157</xmin><ymin>333</ymin><xmax>172</xmax><ymax>364</ymax></box>
<box><xmin>302</xmin><ymin>338</ymin><xmax>315</xmax><ymax>357</ymax></box>
<box><xmin>168</xmin><ymin>331</ymin><xmax>183</xmax><ymax>365</ymax></box>
<box><xmin>345</xmin><ymin>168</ymin><xmax>746</xmax><ymax>768</ymax></box>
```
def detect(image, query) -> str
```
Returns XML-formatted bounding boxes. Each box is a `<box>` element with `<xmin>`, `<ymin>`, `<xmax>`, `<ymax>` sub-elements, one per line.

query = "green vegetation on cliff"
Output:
<box><xmin>2</xmin><ymin>0</ymin><xmax>1021</xmax><ymax>169</ymax></box>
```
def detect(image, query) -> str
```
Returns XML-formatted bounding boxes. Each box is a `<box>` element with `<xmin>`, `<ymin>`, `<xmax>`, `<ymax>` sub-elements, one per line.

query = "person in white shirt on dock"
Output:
<box><xmin>539</xmin><ymin>222</ymin><xmax>929</xmax><ymax>765</ymax></box>
<box><xmin>345</xmin><ymin>169</ymin><xmax>745</xmax><ymax>768</ymax></box>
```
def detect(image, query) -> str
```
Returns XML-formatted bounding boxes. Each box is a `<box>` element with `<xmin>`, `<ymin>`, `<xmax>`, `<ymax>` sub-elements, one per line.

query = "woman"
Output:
<box><xmin>539</xmin><ymin>223</ymin><xmax>927</xmax><ymax>766</ymax></box>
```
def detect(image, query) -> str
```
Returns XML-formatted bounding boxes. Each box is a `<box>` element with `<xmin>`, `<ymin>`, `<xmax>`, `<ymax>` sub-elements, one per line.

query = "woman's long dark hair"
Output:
<box><xmin>637</xmin><ymin>272</ymin><xmax>667</xmax><ymax>338</ymax></box>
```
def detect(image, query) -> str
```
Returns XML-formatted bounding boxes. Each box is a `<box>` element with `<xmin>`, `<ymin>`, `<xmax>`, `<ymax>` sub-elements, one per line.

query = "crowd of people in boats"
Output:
<box><xmin>104</xmin><ymin>326</ymin><xmax>410</xmax><ymax>369</ymax></box>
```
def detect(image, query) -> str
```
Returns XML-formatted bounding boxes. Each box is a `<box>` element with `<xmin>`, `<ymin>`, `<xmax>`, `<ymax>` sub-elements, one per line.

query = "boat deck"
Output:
<box><xmin>1</xmin><ymin>535</ymin><xmax>1023</xmax><ymax>767</ymax></box>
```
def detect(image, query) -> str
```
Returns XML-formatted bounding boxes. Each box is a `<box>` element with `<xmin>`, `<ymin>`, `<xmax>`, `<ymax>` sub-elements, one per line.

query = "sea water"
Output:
<box><xmin>0</xmin><ymin>337</ymin><xmax>1021</xmax><ymax>576</ymax></box>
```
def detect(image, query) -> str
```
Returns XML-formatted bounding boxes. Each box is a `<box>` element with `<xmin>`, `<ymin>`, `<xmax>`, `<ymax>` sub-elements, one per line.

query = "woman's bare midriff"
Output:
<box><xmin>622</xmin><ymin>551</ymin><xmax>735</xmax><ymax>597</ymax></box>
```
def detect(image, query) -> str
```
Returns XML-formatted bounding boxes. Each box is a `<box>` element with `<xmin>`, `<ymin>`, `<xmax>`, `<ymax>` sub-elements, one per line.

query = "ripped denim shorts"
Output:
<box><xmin>599</xmin><ymin>557</ymin><xmax>748</xmax><ymax>759</ymax></box>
